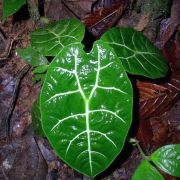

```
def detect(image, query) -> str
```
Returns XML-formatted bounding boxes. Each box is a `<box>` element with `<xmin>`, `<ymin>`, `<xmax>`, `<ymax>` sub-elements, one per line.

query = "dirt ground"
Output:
<box><xmin>0</xmin><ymin>0</ymin><xmax>179</xmax><ymax>179</ymax></box>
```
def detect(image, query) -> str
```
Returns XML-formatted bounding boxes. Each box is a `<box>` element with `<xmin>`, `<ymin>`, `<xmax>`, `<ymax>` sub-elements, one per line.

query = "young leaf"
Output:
<box><xmin>132</xmin><ymin>160</ymin><xmax>164</xmax><ymax>180</ymax></box>
<box><xmin>100</xmin><ymin>27</ymin><xmax>169</xmax><ymax>79</ymax></box>
<box><xmin>3</xmin><ymin>0</ymin><xmax>26</xmax><ymax>18</ymax></box>
<box><xmin>32</xmin><ymin>97</ymin><xmax>45</xmax><ymax>137</ymax></box>
<box><xmin>17</xmin><ymin>46</ymin><xmax>48</xmax><ymax>67</ymax></box>
<box><xmin>40</xmin><ymin>41</ymin><xmax>133</xmax><ymax>178</ymax></box>
<box><xmin>32</xmin><ymin>64</ymin><xmax>49</xmax><ymax>74</ymax></box>
<box><xmin>31</xmin><ymin>19</ymin><xmax>85</xmax><ymax>56</ymax></box>
<box><xmin>151</xmin><ymin>144</ymin><xmax>180</xmax><ymax>177</ymax></box>
<box><xmin>32</xmin><ymin>74</ymin><xmax>46</xmax><ymax>83</ymax></box>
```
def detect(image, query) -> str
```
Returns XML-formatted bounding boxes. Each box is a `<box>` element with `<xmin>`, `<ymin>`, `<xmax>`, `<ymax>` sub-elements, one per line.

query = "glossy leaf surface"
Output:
<box><xmin>151</xmin><ymin>144</ymin><xmax>180</xmax><ymax>177</ymax></box>
<box><xmin>32</xmin><ymin>97</ymin><xmax>45</xmax><ymax>137</ymax></box>
<box><xmin>101</xmin><ymin>27</ymin><xmax>169</xmax><ymax>79</ymax></box>
<box><xmin>31</xmin><ymin>19</ymin><xmax>85</xmax><ymax>56</ymax></box>
<box><xmin>3</xmin><ymin>0</ymin><xmax>26</xmax><ymax>18</ymax></box>
<box><xmin>132</xmin><ymin>160</ymin><xmax>164</xmax><ymax>180</ymax></box>
<box><xmin>40</xmin><ymin>41</ymin><xmax>133</xmax><ymax>177</ymax></box>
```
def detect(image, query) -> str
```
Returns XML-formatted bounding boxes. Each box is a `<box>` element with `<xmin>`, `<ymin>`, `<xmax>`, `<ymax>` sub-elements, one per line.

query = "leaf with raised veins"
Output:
<box><xmin>101</xmin><ymin>27</ymin><xmax>169</xmax><ymax>79</ymax></box>
<box><xmin>151</xmin><ymin>144</ymin><xmax>180</xmax><ymax>177</ymax></box>
<box><xmin>31</xmin><ymin>19</ymin><xmax>85</xmax><ymax>56</ymax></box>
<box><xmin>40</xmin><ymin>41</ymin><xmax>133</xmax><ymax>177</ymax></box>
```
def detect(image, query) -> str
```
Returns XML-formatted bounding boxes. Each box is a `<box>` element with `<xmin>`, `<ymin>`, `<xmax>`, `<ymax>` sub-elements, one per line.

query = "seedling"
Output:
<box><xmin>17</xmin><ymin>19</ymin><xmax>178</xmax><ymax>179</ymax></box>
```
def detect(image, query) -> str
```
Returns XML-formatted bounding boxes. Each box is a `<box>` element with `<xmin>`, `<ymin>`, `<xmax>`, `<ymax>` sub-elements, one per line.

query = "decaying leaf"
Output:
<box><xmin>138</xmin><ymin>72</ymin><xmax>180</xmax><ymax>119</ymax></box>
<box><xmin>83</xmin><ymin>0</ymin><xmax>127</xmax><ymax>37</ymax></box>
<box><xmin>162</xmin><ymin>31</ymin><xmax>180</xmax><ymax>71</ymax></box>
<box><xmin>158</xmin><ymin>0</ymin><xmax>180</xmax><ymax>48</ymax></box>
<box><xmin>0</xmin><ymin>135</ymin><xmax>47</xmax><ymax>179</ymax></box>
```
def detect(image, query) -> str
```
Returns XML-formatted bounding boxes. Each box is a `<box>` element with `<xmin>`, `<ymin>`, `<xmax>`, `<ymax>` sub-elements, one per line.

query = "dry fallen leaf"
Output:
<box><xmin>83</xmin><ymin>0</ymin><xmax>127</xmax><ymax>37</ymax></box>
<box><xmin>138</xmin><ymin>72</ymin><xmax>180</xmax><ymax>119</ymax></box>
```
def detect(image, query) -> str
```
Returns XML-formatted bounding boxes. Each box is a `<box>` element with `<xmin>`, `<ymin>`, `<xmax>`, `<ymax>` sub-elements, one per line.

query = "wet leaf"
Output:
<box><xmin>151</xmin><ymin>144</ymin><xmax>180</xmax><ymax>177</ymax></box>
<box><xmin>132</xmin><ymin>160</ymin><xmax>164</xmax><ymax>180</ymax></box>
<box><xmin>40</xmin><ymin>41</ymin><xmax>133</xmax><ymax>177</ymax></box>
<box><xmin>101</xmin><ymin>27</ymin><xmax>169</xmax><ymax>78</ymax></box>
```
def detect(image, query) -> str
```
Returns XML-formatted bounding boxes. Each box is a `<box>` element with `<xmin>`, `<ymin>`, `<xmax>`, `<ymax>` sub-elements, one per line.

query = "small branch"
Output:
<box><xmin>129</xmin><ymin>138</ymin><xmax>149</xmax><ymax>160</ymax></box>
<box><xmin>27</xmin><ymin>0</ymin><xmax>41</xmax><ymax>26</ymax></box>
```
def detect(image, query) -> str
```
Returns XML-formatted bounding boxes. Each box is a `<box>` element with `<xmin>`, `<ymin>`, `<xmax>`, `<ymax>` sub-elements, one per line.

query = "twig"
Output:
<box><xmin>0</xmin><ymin>28</ymin><xmax>27</xmax><ymax>61</ymax></box>
<box><xmin>27</xmin><ymin>0</ymin><xmax>41</xmax><ymax>27</ymax></box>
<box><xmin>4</xmin><ymin>65</ymin><xmax>31</xmax><ymax>138</ymax></box>
<box><xmin>129</xmin><ymin>138</ymin><xmax>149</xmax><ymax>160</ymax></box>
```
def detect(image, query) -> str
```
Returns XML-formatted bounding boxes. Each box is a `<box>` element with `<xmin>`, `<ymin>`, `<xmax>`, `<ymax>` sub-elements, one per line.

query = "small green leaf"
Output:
<box><xmin>32</xmin><ymin>97</ymin><xmax>45</xmax><ymax>137</ymax></box>
<box><xmin>132</xmin><ymin>160</ymin><xmax>164</xmax><ymax>180</ymax></box>
<box><xmin>151</xmin><ymin>144</ymin><xmax>180</xmax><ymax>177</ymax></box>
<box><xmin>101</xmin><ymin>27</ymin><xmax>169</xmax><ymax>79</ymax></box>
<box><xmin>32</xmin><ymin>64</ymin><xmax>49</xmax><ymax>74</ymax></box>
<box><xmin>32</xmin><ymin>74</ymin><xmax>46</xmax><ymax>83</ymax></box>
<box><xmin>17</xmin><ymin>46</ymin><xmax>48</xmax><ymax>67</ymax></box>
<box><xmin>3</xmin><ymin>0</ymin><xmax>26</xmax><ymax>18</ymax></box>
<box><xmin>40</xmin><ymin>41</ymin><xmax>133</xmax><ymax>177</ymax></box>
<box><xmin>31</xmin><ymin>19</ymin><xmax>85</xmax><ymax>56</ymax></box>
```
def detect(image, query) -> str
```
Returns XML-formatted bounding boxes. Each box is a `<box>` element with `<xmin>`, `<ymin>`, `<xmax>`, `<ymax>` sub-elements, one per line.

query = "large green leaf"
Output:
<box><xmin>32</xmin><ymin>97</ymin><xmax>45</xmax><ymax>137</ymax></box>
<box><xmin>40</xmin><ymin>41</ymin><xmax>133</xmax><ymax>177</ymax></box>
<box><xmin>132</xmin><ymin>160</ymin><xmax>164</xmax><ymax>180</ymax></box>
<box><xmin>31</xmin><ymin>19</ymin><xmax>85</xmax><ymax>56</ymax></box>
<box><xmin>151</xmin><ymin>144</ymin><xmax>180</xmax><ymax>177</ymax></box>
<box><xmin>100</xmin><ymin>27</ymin><xmax>169</xmax><ymax>79</ymax></box>
<box><xmin>3</xmin><ymin>0</ymin><xmax>26</xmax><ymax>18</ymax></box>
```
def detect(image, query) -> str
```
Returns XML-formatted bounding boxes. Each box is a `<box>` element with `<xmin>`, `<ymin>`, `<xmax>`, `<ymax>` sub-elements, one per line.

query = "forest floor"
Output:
<box><xmin>0</xmin><ymin>0</ymin><xmax>179</xmax><ymax>179</ymax></box>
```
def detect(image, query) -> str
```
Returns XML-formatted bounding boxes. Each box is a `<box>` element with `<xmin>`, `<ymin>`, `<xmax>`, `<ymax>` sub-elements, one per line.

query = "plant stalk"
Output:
<box><xmin>27</xmin><ymin>0</ymin><xmax>41</xmax><ymax>26</ymax></box>
<box><xmin>129</xmin><ymin>138</ymin><xmax>149</xmax><ymax>160</ymax></box>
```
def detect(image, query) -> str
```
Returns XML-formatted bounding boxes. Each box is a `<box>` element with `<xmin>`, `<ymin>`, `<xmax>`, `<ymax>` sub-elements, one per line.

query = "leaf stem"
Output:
<box><xmin>27</xmin><ymin>0</ymin><xmax>41</xmax><ymax>26</ymax></box>
<box><xmin>129</xmin><ymin>138</ymin><xmax>149</xmax><ymax>160</ymax></box>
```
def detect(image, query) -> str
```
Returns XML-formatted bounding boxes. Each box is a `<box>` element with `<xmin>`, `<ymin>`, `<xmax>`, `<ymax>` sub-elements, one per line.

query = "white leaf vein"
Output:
<box><xmin>89</xmin><ymin>109</ymin><xmax>125</xmax><ymax>123</ymax></box>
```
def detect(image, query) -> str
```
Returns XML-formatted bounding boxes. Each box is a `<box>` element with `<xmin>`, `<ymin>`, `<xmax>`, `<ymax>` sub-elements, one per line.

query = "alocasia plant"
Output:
<box><xmin>41</xmin><ymin>41</ymin><xmax>133</xmax><ymax>177</ymax></box>
<box><xmin>17</xmin><ymin>18</ymin><xmax>170</xmax><ymax>178</ymax></box>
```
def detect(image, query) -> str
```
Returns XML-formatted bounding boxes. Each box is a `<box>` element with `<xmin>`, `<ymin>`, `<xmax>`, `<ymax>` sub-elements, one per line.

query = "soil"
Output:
<box><xmin>0</xmin><ymin>0</ymin><xmax>179</xmax><ymax>179</ymax></box>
